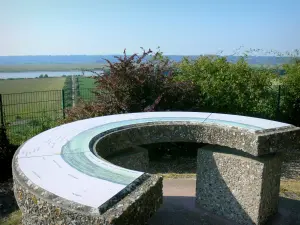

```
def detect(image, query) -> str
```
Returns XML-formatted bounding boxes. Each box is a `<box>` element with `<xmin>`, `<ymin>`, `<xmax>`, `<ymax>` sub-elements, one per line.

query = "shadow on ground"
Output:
<box><xmin>148</xmin><ymin>195</ymin><xmax>300</xmax><ymax>225</ymax></box>
<box><xmin>148</xmin><ymin>196</ymin><xmax>236</xmax><ymax>225</ymax></box>
<box><xmin>148</xmin><ymin>179</ymin><xmax>300</xmax><ymax>225</ymax></box>
<box><xmin>0</xmin><ymin>179</ymin><xmax>18</xmax><ymax>219</ymax></box>
<box><xmin>147</xmin><ymin>157</ymin><xmax>197</xmax><ymax>174</ymax></box>
<box><xmin>282</xmin><ymin>152</ymin><xmax>300</xmax><ymax>180</ymax></box>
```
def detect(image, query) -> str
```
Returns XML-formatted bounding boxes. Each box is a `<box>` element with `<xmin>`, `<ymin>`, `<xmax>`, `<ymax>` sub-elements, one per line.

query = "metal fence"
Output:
<box><xmin>0</xmin><ymin>88</ymin><xmax>95</xmax><ymax>144</ymax></box>
<box><xmin>0</xmin><ymin>85</ymin><xmax>296</xmax><ymax>145</ymax></box>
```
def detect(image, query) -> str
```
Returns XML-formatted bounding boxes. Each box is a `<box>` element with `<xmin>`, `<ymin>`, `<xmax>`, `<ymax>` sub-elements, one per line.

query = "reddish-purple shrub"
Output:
<box><xmin>64</xmin><ymin>48</ymin><xmax>201</xmax><ymax>123</ymax></box>
<box><xmin>93</xmin><ymin>49</ymin><xmax>201</xmax><ymax>113</ymax></box>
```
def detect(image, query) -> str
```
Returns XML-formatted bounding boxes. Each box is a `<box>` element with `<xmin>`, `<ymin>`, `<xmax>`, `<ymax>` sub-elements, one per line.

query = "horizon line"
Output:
<box><xmin>0</xmin><ymin>54</ymin><xmax>292</xmax><ymax>58</ymax></box>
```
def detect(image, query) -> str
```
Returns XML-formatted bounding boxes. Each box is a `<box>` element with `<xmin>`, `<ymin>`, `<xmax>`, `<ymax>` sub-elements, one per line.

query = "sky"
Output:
<box><xmin>0</xmin><ymin>0</ymin><xmax>299</xmax><ymax>56</ymax></box>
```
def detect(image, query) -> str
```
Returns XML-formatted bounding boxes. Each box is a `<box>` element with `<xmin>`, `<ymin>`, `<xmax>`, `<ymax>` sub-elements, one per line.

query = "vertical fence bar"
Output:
<box><xmin>276</xmin><ymin>85</ymin><xmax>281</xmax><ymax>120</ymax></box>
<box><xmin>62</xmin><ymin>89</ymin><xmax>65</xmax><ymax>119</ymax></box>
<box><xmin>0</xmin><ymin>93</ymin><xmax>7</xmax><ymax>141</ymax></box>
<box><xmin>0</xmin><ymin>94</ymin><xmax>5</xmax><ymax>129</ymax></box>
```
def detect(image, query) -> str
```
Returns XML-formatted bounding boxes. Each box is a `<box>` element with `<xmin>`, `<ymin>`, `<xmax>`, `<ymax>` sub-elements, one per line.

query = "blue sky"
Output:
<box><xmin>0</xmin><ymin>0</ymin><xmax>299</xmax><ymax>56</ymax></box>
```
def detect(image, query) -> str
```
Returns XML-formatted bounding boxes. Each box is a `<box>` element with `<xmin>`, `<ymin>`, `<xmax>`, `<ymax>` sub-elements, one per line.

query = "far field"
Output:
<box><xmin>0</xmin><ymin>77</ymin><xmax>66</xmax><ymax>94</ymax></box>
<box><xmin>78</xmin><ymin>76</ymin><xmax>97</xmax><ymax>89</ymax></box>
<box><xmin>78</xmin><ymin>76</ymin><xmax>97</xmax><ymax>101</ymax></box>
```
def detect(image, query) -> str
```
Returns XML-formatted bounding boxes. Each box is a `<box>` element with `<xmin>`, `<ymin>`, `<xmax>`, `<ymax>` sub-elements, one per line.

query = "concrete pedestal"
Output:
<box><xmin>196</xmin><ymin>145</ymin><xmax>282</xmax><ymax>225</ymax></box>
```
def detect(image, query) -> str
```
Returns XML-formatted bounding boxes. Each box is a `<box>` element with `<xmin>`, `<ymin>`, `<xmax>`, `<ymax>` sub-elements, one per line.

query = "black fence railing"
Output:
<box><xmin>0</xmin><ymin>88</ymin><xmax>96</xmax><ymax>144</ymax></box>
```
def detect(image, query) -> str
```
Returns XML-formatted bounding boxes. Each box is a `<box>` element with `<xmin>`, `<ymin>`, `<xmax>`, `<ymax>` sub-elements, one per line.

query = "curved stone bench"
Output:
<box><xmin>12</xmin><ymin>112</ymin><xmax>300</xmax><ymax>225</ymax></box>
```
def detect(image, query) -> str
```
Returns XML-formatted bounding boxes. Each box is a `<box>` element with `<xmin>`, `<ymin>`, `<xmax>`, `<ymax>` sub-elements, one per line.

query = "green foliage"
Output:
<box><xmin>63</xmin><ymin>100</ymin><xmax>105</xmax><ymax>123</ymax></box>
<box><xmin>64</xmin><ymin>48</ymin><xmax>300</xmax><ymax>126</ymax></box>
<box><xmin>175</xmin><ymin>55</ymin><xmax>277</xmax><ymax>118</ymax></box>
<box><xmin>281</xmin><ymin>59</ymin><xmax>300</xmax><ymax>125</ymax></box>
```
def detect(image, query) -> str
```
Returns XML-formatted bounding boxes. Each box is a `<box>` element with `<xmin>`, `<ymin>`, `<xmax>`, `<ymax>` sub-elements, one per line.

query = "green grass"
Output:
<box><xmin>0</xmin><ymin>211</ymin><xmax>21</xmax><ymax>225</ymax></box>
<box><xmin>78</xmin><ymin>76</ymin><xmax>97</xmax><ymax>89</ymax></box>
<box><xmin>77</xmin><ymin>76</ymin><xmax>97</xmax><ymax>102</ymax></box>
<box><xmin>0</xmin><ymin>63</ymin><xmax>107</xmax><ymax>73</ymax></box>
<box><xmin>0</xmin><ymin>77</ymin><xmax>66</xmax><ymax>144</ymax></box>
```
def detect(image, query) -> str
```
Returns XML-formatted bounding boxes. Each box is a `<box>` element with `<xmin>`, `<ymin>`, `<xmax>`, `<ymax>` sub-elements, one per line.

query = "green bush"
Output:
<box><xmin>174</xmin><ymin>55</ymin><xmax>277</xmax><ymax>118</ymax></box>
<box><xmin>63</xmin><ymin>100</ymin><xmax>105</xmax><ymax>123</ymax></box>
<box><xmin>281</xmin><ymin>59</ymin><xmax>300</xmax><ymax>126</ymax></box>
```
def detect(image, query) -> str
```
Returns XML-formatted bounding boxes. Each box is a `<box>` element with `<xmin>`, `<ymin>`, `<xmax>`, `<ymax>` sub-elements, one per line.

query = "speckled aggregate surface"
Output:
<box><xmin>196</xmin><ymin>146</ymin><xmax>282</xmax><ymax>225</ymax></box>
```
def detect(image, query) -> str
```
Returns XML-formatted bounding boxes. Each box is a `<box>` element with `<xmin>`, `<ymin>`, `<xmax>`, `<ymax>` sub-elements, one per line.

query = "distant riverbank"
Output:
<box><xmin>0</xmin><ymin>69</ymin><xmax>103</xmax><ymax>79</ymax></box>
<box><xmin>0</xmin><ymin>63</ymin><xmax>107</xmax><ymax>73</ymax></box>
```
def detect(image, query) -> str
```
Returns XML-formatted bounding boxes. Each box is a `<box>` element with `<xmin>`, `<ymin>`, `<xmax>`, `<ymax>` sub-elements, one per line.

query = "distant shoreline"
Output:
<box><xmin>0</xmin><ymin>63</ymin><xmax>107</xmax><ymax>73</ymax></box>
<box><xmin>0</xmin><ymin>55</ymin><xmax>293</xmax><ymax>73</ymax></box>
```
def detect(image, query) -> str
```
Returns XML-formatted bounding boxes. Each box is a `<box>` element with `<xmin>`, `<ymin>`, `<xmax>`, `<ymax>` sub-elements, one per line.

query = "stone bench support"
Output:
<box><xmin>196</xmin><ymin>145</ymin><xmax>282</xmax><ymax>225</ymax></box>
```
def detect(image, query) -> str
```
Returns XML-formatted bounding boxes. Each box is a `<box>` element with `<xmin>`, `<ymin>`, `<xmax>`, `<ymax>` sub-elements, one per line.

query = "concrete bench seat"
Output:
<box><xmin>12</xmin><ymin>112</ymin><xmax>300</xmax><ymax>225</ymax></box>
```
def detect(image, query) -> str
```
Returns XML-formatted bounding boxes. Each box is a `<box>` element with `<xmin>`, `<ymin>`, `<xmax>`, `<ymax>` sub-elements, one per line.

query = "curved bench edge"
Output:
<box><xmin>12</xmin><ymin>146</ymin><xmax>99</xmax><ymax>216</ymax></box>
<box><xmin>13</xmin><ymin>143</ymin><xmax>163</xmax><ymax>224</ymax></box>
<box><xmin>93</xmin><ymin>121</ymin><xmax>300</xmax><ymax>157</ymax></box>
